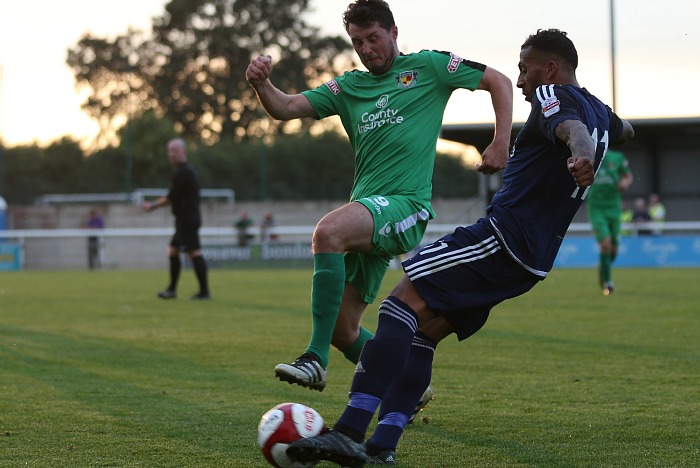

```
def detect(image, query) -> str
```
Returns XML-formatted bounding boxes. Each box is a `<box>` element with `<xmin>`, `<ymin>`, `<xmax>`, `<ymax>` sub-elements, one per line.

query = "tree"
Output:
<box><xmin>432</xmin><ymin>153</ymin><xmax>479</xmax><ymax>199</ymax></box>
<box><xmin>66</xmin><ymin>0</ymin><xmax>353</xmax><ymax>146</ymax></box>
<box><xmin>2</xmin><ymin>138</ymin><xmax>87</xmax><ymax>204</ymax></box>
<box><xmin>116</xmin><ymin>110</ymin><xmax>179</xmax><ymax>190</ymax></box>
<box><xmin>0</xmin><ymin>133</ymin><xmax>480</xmax><ymax>205</ymax></box>
<box><xmin>264</xmin><ymin>132</ymin><xmax>355</xmax><ymax>200</ymax></box>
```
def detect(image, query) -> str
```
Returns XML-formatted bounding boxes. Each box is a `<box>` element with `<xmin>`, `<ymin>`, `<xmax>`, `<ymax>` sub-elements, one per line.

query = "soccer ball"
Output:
<box><xmin>257</xmin><ymin>402</ymin><xmax>327</xmax><ymax>468</ymax></box>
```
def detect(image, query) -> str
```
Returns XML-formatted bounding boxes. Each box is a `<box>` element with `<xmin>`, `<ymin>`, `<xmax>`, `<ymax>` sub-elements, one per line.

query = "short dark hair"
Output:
<box><xmin>343</xmin><ymin>0</ymin><xmax>395</xmax><ymax>32</ymax></box>
<box><xmin>522</xmin><ymin>29</ymin><xmax>578</xmax><ymax>70</ymax></box>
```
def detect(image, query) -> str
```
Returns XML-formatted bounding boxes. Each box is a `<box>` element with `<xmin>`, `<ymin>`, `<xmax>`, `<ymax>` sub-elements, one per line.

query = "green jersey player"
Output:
<box><xmin>245</xmin><ymin>0</ymin><xmax>513</xmax><ymax>392</ymax></box>
<box><xmin>586</xmin><ymin>149</ymin><xmax>633</xmax><ymax>294</ymax></box>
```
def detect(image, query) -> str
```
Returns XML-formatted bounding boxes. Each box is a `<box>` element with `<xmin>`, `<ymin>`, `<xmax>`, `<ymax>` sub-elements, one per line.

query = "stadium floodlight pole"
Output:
<box><xmin>125</xmin><ymin>68</ymin><xmax>134</xmax><ymax>199</ymax></box>
<box><xmin>259</xmin><ymin>140</ymin><xmax>267</xmax><ymax>201</ymax></box>
<box><xmin>610</xmin><ymin>0</ymin><xmax>618</xmax><ymax>111</ymax></box>
<box><xmin>124</xmin><ymin>113</ymin><xmax>133</xmax><ymax>198</ymax></box>
<box><xmin>0</xmin><ymin>64</ymin><xmax>4</xmax><ymax>198</ymax></box>
<box><xmin>258</xmin><ymin>118</ymin><xmax>270</xmax><ymax>201</ymax></box>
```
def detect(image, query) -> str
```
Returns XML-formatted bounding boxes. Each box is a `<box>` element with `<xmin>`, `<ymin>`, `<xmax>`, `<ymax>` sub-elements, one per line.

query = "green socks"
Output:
<box><xmin>305</xmin><ymin>254</ymin><xmax>376</xmax><ymax>369</ymax></box>
<box><xmin>307</xmin><ymin>253</ymin><xmax>345</xmax><ymax>369</ymax></box>
<box><xmin>600</xmin><ymin>252</ymin><xmax>612</xmax><ymax>284</ymax></box>
<box><xmin>342</xmin><ymin>326</ymin><xmax>374</xmax><ymax>364</ymax></box>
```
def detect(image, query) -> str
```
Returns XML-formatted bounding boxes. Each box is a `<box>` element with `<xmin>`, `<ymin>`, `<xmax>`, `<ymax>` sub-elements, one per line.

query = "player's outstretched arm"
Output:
<box><xmin>246</xmin><ymin>55</ymin><xmax>317</xmax><ymax>121</ymax></box>
<box><xmin>475</xmin><ymin>66</ymin><xmax>513</xmax><ymax>175</ymax></box>
<box><xmin>556</xmin><ymin>119</ymin><xmax>596</xmax><ymax>188</ymax></box>
<box><xmin>612</xmin><ymin>118</ymin><xmax>635</xmax><ymax>147</ymax></box>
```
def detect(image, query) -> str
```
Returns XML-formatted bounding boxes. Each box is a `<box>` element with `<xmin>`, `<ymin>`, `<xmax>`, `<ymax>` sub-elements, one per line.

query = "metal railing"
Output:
<box><xmin>34</xmin><ymin>188</ymin><xmax>235</xmax><ymax>206</ymax></box>
<box><xmin>1</xmin><ymin>221</ymin><xmax>699</xmax><ymax>270</ymax></box>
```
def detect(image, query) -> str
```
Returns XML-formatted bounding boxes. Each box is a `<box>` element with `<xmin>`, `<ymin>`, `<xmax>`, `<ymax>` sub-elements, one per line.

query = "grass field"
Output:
<box><xmin>1</xmin><ymin>267</ymin><xmax>698</xmax><ymax>467</ymax></box>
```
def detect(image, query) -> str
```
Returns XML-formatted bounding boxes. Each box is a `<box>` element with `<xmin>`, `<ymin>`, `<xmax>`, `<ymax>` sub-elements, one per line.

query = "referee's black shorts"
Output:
<box><xmin>170</xmin><ymin>217</ymin><xmax>202</xmax><ymax>252</ymax></box>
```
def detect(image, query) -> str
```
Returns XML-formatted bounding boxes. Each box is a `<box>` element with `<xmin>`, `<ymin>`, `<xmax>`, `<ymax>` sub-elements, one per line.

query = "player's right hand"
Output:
<box><xmin>476</xmin><ymin>142</ymin><xmax>509</xmax><ymax>175</ymax></box>
<box><xmin>568</xmin><ymin>157</ymin><xmax>594</xmax><ymax>187</ymax></box>
<box><xmin>246</xmin><ymin>55</ymin><xmax>272</xmax><ymax>87</ymax></box>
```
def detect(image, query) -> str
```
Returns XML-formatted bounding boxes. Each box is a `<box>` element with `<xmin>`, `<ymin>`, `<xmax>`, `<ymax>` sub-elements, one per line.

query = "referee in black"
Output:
<box><xmin>143</xmin><ymin>138</ymin><xmax>211</xmax><ymax>300</ymax></box>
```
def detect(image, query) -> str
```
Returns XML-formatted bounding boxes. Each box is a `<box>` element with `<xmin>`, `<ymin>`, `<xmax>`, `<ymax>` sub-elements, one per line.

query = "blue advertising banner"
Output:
<box><xmin>554</xmin><ymin>235</ymin><xmax>700</xmax><ymax>268</ymax></box>
<box><xmin>200</xmin><ymin>242</ymin><xmax>313</xmax><ymax>268</ymax></box>
<box><xmin>199</xmin><ymin>236</ymin><xmax>700</xmax><ymax>269</ymax></box>
<box><xmin>0</xmin><ymin>242</ymin><xmax>21</xmax><ymax>271</ymax></box>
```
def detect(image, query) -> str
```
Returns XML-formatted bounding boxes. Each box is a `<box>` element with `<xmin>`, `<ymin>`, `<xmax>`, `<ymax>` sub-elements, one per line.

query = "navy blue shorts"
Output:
<box><xmin>401</xmin><ymin>218</ymin><xmax>540</xmax><ymax>341</ymax></box>
<box><xmin>170</xmin><ymin>218</ymin><xmax>202</xmax><ymax>252</ymax></box>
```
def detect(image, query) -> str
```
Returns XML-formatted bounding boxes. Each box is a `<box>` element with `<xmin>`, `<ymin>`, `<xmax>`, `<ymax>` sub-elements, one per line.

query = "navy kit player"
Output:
<box><xmin>286</xmin><ymin>29</ymin><xmax>635</xmax><ymax>466</ymax></box>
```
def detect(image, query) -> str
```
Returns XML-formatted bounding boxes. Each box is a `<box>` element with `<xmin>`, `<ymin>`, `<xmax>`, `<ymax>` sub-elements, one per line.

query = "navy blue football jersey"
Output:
<box><xmin>487</xmin><ymin>84</ymin><xmax>624</xmax><ymax>277</ymax></box>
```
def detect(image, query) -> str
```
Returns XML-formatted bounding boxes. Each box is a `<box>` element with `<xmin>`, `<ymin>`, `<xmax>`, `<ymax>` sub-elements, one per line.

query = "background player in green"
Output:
<box><xmin>245</xmin><ymin>0</ymin><xmax>513</xmax><ymax>392</ymax></box>
<box><xmin>586</xmin><ymin>149</ymin><xmax>633</xmax><ymax>294</ymax></box>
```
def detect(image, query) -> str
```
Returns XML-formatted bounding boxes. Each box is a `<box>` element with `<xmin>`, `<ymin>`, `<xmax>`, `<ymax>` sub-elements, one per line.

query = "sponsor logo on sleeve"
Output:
<box><xmin>542</xmin><ymin>95</ymin><xmax>561</xmax><ymax>117</ymax></box>
<box><xmin>325</xmin><ymin>79</ymin><xmax>341</xmax><ymax>95</ymax></box>
<box><xmin>447</xmin><ymin>53</ymin><xmax>463</xmax><ymax>73</ymax></box>
<box><xmin>536</xmin><ymin>85</ymin><xmax>561</xmax><ymax>117</ymax></box>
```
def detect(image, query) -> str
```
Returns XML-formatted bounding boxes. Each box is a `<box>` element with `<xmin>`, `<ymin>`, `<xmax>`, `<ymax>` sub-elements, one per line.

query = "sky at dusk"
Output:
<box><xmin>0</xmin><ymin>0</ymin><xmax>698</xmax><ymax>146</ymax></box>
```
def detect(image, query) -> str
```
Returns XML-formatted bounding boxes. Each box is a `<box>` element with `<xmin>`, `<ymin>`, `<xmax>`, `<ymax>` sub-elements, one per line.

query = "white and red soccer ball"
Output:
<box><xmin>257</xmin><ymin>402</ymin><xmax>327</xmax><ymax>468</ymax></box>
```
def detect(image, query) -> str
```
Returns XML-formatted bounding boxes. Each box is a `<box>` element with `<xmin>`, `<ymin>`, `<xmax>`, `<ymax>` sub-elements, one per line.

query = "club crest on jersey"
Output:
<box><xmin>447</xmin><ymin>53</ymin><xmax>463</xmax><ymax>73</ymax></box>
<box><xmin>396</xmin><ymin>70</ymin><xmax>418</xmax><ymax>89</ymax></box>
<box><xmin>325</xmin><ymin>79</ymin><xmax>341</xmax><ymax>95</ymax></box>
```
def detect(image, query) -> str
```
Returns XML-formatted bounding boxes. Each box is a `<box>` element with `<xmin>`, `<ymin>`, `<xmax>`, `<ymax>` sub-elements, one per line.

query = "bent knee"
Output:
<box><xmin>312</xmin><ymin>221</ymin><xmax>343</xmax><ymax>252</ymax></box>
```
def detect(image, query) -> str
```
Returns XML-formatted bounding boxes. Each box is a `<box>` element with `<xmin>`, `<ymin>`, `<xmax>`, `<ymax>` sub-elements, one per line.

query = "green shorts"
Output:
<box><xmin>587</xmin><ymin>204</ymin><xmax>622</xmax><ymax>244</ymax></box>
<box><xmin>346</xmin><ymin>195</ymin><xmax>434</xmax><ymax>304</ymax></box>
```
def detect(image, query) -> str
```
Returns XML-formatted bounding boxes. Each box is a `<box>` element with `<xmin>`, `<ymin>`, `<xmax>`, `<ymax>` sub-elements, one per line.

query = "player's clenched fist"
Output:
<box><xmin>567</xmin><ymin>156</ymin><xmax>594</xmax><ymax>188</ymax></box>
<box><xmin>246</xmin><ymin>55</ymin><xmax>273</xmax><ymax>86</ymax></box>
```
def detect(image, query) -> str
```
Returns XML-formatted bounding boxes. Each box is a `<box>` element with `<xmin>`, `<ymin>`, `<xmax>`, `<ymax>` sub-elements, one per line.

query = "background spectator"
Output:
<box><xmin>632</xmin><ymin>197</ymin><xmax>652</xmax><ymax>235</ymax></box>
<box><xmin>86</xmin><ymin>208</ymin><xmax>104</xmax><ymax>270</ymax></box>
<box><xmin>259</xmin><ymin>212</ymin><xmax>278</xmax><ymax>243</ymax></box>
<box><xmin>620</xmin><ymin>201</ymin><xmax>633</xmax><ymax>236</ymax></box>
<box><xmin>648</xmin><ymin>193</ymin><xmax>666</xmax><ymax>235</ymax></box>
<box><xmin>235</xmin><ymin>211</ymin><xmax>254</xmax><ymax>247</ymax></box>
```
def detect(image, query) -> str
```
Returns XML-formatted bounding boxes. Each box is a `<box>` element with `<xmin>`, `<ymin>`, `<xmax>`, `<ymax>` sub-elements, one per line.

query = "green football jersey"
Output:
<box><xmin>302</xmin><ymin>50</ymin><xmax>485</xmax><ymax>210</ymax></box>
<box><xmin>587</xmin><ymin>149</ymin><xmax>631</xmax><ymax>208</ymax></box>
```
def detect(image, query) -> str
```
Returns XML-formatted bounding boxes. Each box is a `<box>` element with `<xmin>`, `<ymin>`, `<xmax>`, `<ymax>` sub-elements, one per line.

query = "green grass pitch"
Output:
<box><xmin>1</xmin><ymin>268</ymin><xmax>698</xmax><ymax>467</ymax></box>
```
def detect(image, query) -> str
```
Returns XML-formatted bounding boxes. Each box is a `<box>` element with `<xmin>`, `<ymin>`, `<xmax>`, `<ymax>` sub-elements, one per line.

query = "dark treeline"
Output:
<box><xmin>0</xmin><ymin>113</ymin><xmax>478</xmax><ymax>205</ymax></box>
